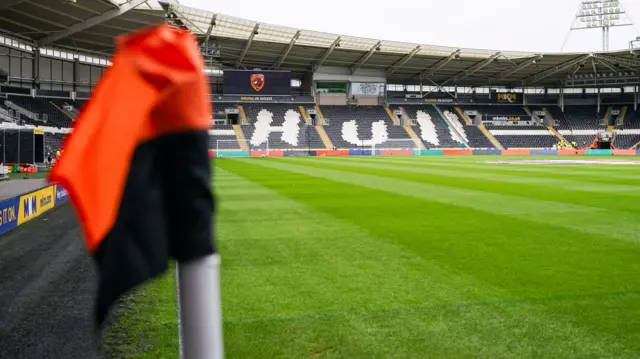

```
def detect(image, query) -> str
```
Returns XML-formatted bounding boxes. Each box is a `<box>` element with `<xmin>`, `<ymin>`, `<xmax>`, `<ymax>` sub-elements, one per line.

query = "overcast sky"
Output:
<box><xmin>179</xmin><ymin>0</ymin><xmax>640</xmax><ymax>53</ymax></box>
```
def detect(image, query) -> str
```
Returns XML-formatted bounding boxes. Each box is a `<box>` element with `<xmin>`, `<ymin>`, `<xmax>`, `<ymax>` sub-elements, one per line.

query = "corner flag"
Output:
<box><xmin>49</xmin><ymin>24</ymin><xmax>216</xmax><ymax>328</ymax></box>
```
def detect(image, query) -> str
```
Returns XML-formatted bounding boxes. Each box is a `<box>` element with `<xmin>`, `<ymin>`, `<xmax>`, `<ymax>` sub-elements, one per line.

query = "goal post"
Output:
<box><xmin>214</xmin><ymin>139</ymin><xmax>268</xmax><ymax>158</ymax></box>
<box><xmin>356</xmin><ymin>139</ymin><xmax>422</xmax><ymax>156</ymax></box>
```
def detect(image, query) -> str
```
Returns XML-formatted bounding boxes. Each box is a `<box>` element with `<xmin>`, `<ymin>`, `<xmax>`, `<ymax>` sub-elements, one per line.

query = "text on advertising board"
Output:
<box><xmin>490</xmin><ymin>116</ymin><xmax>527</xmax><ymax>121</ymax></box>
<box><xmin>0</xmin><ymin>197</ymin><xmax>19</xmax><ymax>235</ymax></box>
<box><xmin>492</xmin><ymin>92</ymin><xmax>523</xmax><ymax>104</ymax></box>
<box><xmin>18</xmin><ymin>186</ymin><xmax>55</xmax><ymax>225</ymax></box>
<box><xmin>55</xmin><ymin>185</ymin><xmax>69</xmax><ymax>204</ymax></box>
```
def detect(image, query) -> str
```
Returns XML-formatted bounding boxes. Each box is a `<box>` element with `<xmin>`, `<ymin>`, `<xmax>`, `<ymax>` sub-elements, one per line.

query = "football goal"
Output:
<box><xmin>215</xmin><ymin>139</ymin><xmax>269</xmax><ymax>157</ymax></box>
<box><xmin>360</xmin><ymin>139</ymin><xmax>423</xmax><ymax>156</ymax></box>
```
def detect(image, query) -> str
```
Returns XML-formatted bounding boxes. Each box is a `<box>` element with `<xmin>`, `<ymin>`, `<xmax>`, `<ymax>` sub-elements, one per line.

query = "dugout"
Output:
<box><xmin>595</xmin><ymin>132</ymin><xmax>613</xmax><ymax>150</ymax></box>
<box><xmin>0</xmin><ymin>128</ymin><xmax>45</xmax><ymax>164</ymax></box>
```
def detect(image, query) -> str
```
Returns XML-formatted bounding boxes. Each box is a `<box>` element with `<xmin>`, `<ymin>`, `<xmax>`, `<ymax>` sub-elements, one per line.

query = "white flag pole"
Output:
<box><xmin>176</xmin><ymin>268</ymin><xmax>185</xmax><ymax>359</ymax></box>
<box><xmin>177</xmin><ymin>254</ymin><xmax>224</xmax><ymax>359</ymax></box>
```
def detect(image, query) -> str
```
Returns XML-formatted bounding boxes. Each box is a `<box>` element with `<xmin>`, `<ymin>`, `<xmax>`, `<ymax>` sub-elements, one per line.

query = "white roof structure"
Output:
<box><xmin>0</xmin><ymin>0</ymin><xmax>639</xmax><ymax>87</ymax></box>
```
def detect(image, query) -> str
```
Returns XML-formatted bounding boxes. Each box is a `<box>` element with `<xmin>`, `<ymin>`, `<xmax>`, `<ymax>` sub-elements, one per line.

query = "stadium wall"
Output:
<box><xmin>0</xmin><ymin>184</ymin><xmax>68</xmax><ymax>236</ymax></box>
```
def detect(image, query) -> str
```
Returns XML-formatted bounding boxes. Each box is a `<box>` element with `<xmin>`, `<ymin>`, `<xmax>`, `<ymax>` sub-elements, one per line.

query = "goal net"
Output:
<box><xmin>360</xmin><ymin>139</ymin><xmax>422</xmax><ymax>156</ymax></box>
<box><xmin>215</xmin><ymin>139</ymin><xmax>269</xmax><ymax>157</ymax></box>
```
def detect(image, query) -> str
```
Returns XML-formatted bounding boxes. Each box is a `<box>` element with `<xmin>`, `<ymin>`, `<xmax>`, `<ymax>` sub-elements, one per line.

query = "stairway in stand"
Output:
<box><xmin>403</xmin><ymin>125</ymin><xmax>426</xmax><ymax>150</ymax></box>
<box><xmin>478</xmin><ymin>125</ymin><xmax>504</xmax><ymax>149</ymax></box>
<box><xmin>455</xmin><ymin>107</ymin><xmax>472</xmax><ymax>125</ymax></box>
<box><xmin>233</xmin><ymin>125</ymin><xmax>249</xmax><ymax>151</ymax></box>
<box><xmin>314</xmin><ymin>106</ymin><xmax>326</xmax><ymax>124</ymax></box>
<box><xmin>237</xmin><ymin>105</ymin><xmax>249</xmax><ymax>124</ymax></box>
<box><xmin>49</xmin><ymin>101</ymin><xmax>74</xmax><ymax>123</ymax></box>
<box><xmin>299</xmin><ymin>106</ymin><xmax>312</xmax><ymax>125</ymax></box>
<box><xmin>385</xmin><ymin>106</ymin><xmax>399</xmax><ymax>125</ymax></box>
<box><xmin>547</xmin><ymin>126</ymin><xmax>568</xmax><ymax>143</ymax></box>
<box><xmin>315</xmin><ymin>126</ymin><xmax>333</xmax><ymax>149</ymax></box>
<box><xmin>617</xmin><ymin>106</ymin><xmax>628</xmax><ymax>126</ymax></box>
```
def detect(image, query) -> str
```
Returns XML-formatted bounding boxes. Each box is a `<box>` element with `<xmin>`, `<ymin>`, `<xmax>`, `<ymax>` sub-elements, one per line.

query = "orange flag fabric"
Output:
<box><xmin>50</xmin><ymin>24</ymin><xmax>215</xmax><ymax>326</ymax></box>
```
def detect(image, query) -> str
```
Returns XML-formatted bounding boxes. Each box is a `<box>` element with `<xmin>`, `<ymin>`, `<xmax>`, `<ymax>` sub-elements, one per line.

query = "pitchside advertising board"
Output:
<box><xmin>18</xmin><ymin>186</ymin><xmax>56</xmax><ymax>225</ymax></box>
<box><xmin>0</xmin><ymin>184</ymin><xmax>69</xmax><ymax>235</ymax></box>
<box><xmin>223</xmin><ymin>70</ymin><xmax>291</xmax><ymax>96</ymax></box>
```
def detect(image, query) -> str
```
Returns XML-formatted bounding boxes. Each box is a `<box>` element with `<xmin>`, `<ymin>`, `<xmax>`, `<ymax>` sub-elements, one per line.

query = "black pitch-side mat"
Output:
<box><xmin>0</xmin><ymin>204</ymin><xmax>100</xmax><ymax>359</ymax></box>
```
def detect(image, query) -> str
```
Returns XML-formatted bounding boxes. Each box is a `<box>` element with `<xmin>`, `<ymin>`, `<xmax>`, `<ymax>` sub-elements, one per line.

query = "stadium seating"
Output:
<box><xmin>488</xmin><ymin>128</ymin><xmax>557</xmax><ymax>148</ymax></box>
<box><xmin>560</xmin><ymin>132</ymin><xmax>596</xmax><ymax>148</ymax></box>
<box><xmin>613</xmin><ymin>132</ymin><xmax>640</xmax><ymax>149</ymax></box>
<box><xmin>5</xmin><ymin>94</ymin><xmax>640</xmax><ymax>150</ymax></box>
<box><xmin>554</xmin><ymin>105</ymin><xmax>603</xmax><ymax>130</ymax></box>
<box><xmin>463</xmin><ymin>126</ymin><xmax>495</xmax><ymax>148</ymax></box>
<box><xmin>212</xmin><ymin>103</ymin><xmax>227</xmax><ymax>121</ymax></box>
<box><xmin>7</xmin><ymin>96</ymin><xmax>72</xmax><ymax>128</ymax></box>
<box><xmin>541</xmin><ymin>105</ymin><xmax>601</xmax><ymax>148</ymax></box>
<box><xmin>240</xmin><ymin>104</ymin><xmax>325</xmax><ymax>150</ymax></box>
<box><xmin>392</xmin><ymin>105</ymin><xmax>465</xmax><ymax>148</ymax></box>
<box><xmin>45</xmin><ymin>133</ymin><xmax>66</xmax><ymax>152</ymax></box>
<box><xmin>442</xmin><ymin>109</ymin><xmax>470</xmax><ymax>144</ymax></box>
<box><xmin>0</xmin><ymin>99</ymin><xmax>17</xmax><ymax>123</ymax></box>
<box><xmin>613</xmin><ymin>108</ymin><xmax>640</xmax><ymax>148</ymax></box>
<box><xmin>620</xmin><ymin>107</ymin><xmax>640</xmax><ymax>129</ymax></box>
<box><xmin>209</xmin><ymin>125</ymin><xmax>240</xmax><ymax>150</ymax></box>
<box><xmin>320</xmin><ymin>105</ymin><xmax>412</xmax><ymax>148</ymax></box>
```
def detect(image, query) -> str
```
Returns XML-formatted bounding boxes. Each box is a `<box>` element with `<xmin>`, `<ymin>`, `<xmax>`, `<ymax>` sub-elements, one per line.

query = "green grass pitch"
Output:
<box><xmin>106</xmin><ymin>156</ymin><xmax>640</xmax><ymax>358</ymax></box>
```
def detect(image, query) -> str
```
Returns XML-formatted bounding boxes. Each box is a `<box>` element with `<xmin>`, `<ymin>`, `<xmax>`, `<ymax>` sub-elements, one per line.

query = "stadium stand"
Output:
<box><xmin>0</xmin><ymin>1</ymin><xmax>640</xmax><ymax>155</ymax></box>
<box><xmin>560</xmin><ymin>132</ymin><xmax>597</xmax><ymax>148</ymax></box>
<box><xmin>209</xmin><ymin>125</ymin><xmax>241</xmax><ymax>150</ymax></box>
<box><xmin>619</xmin><ymin>107</ymin><xmax>640</xmax><ymax>128</ymax></box>
<box><xmin>320</xmin><ymin>105</ymin><xmax>412</xmax><ymax>148</ymax></box>
<box><xmin>463</xmin><ymin>126</ymin><xmax>495</xmax><ymax>148</ymax></box>
<box><xmin>6</xmin><ymin>96</ymin><xmax>72</xmax><ymax>128</ymax></box>
<box><xmin>212</xmin><ymin>104</ymin><xmax>228</xmax><ymax>122</ymax></box>
<box><xmin>488</xmin><ymin>127</ymin><xmax>557</xmax><ymax>148</ymax></box>
<box><xmin>45</xmin><ymin>133</ymin><xmax>66</xmax><ymax>152</ymax></box>
<box><xmin>614</xmin><ymin>130</ymin><xmax>640</xmax><ymax>149</ymax></box>
<box><xmin>557</xmin><ymin>105</ymin><xmax>603</xmax><ymax>130</ymax></box>
<box><xmin>391</xmin><ymin>105</ymin><xmax>465</xmax><ymax>148</ymax></box>
<box><xmin>439</xmin><ymin>106</ymin><xmax>468</xmax><ymax>126</ymax></box>
<box><xmin>613</xmin><ymin>107</ymin><xmax>640</xmax><ymax>148</ymax></box>
<box><xmin>240</xmin><ymin>104</ymin><xmax>325</xmax><ymax>150</ymax></box>
<box><xmin>541</xmin><ymin>105</ymin><xmax>601</xmax><ymax>148</ymax></box>
<box><xmin>0</xmin><ymin>99</ymin><xmax>17</xmax><ymax>123</ymax></box>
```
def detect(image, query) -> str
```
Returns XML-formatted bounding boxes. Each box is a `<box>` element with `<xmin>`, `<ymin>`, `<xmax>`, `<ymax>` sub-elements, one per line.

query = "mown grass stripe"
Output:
<box><xmin>109</xmin><ymin>158</ymin><xmax>640</xmax><ymax>359</ymax></box>
<box><xmin>283</xmin><ymin>157</ymin><xmax>640</xmax><ymax>213</ymax></box>
<box><xmin>348</xmin><ymin>155</ymin><xmax>640</xmax><ymax>178</ymax></box>
<box><xmin>216</xmin><ymin>161</ymin><xmax>640</xmax><ymax>358</ymax></box>
<box><xmin>241</xmin><ymin>158</ymin><xmax>640</xmax><ymax>244</ymax></box>
<box><xmin>327</xmin><ymin>156</ymin><xmax>640</xmax><ymax>183</ymax></box>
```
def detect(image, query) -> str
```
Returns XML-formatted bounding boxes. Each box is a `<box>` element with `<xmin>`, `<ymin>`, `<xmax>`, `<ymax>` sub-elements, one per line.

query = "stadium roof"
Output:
<box><xmin>0</xmin><ymin>0</ymin><xmax>167</xmax><ymax>56</ymax></box>
<box><xmin>1</xmin><ymin>0</ymin><xmax>640</xmax><ymax>88</ymax></box>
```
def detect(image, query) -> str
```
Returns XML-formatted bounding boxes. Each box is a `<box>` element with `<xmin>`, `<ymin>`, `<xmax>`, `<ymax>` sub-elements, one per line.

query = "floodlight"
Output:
<box><xmin>567</xmin><ymin>0</ymin><xmax>635</xmax><ymax>51</ymax></box>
